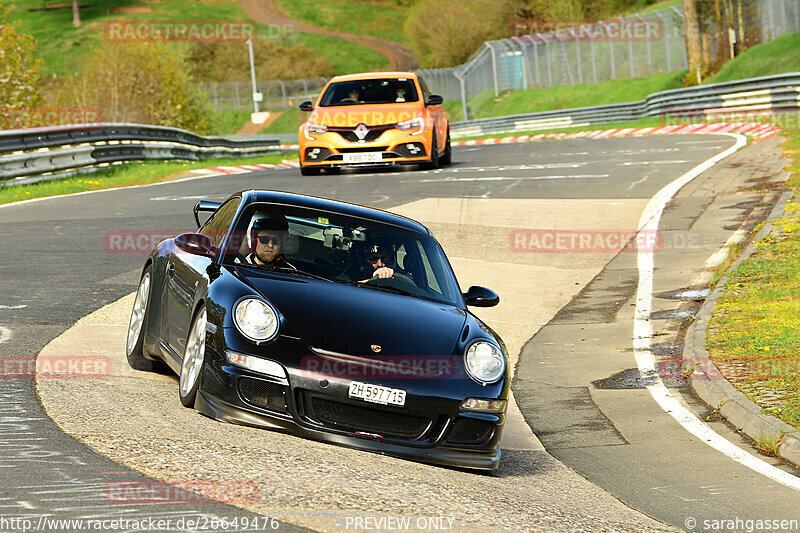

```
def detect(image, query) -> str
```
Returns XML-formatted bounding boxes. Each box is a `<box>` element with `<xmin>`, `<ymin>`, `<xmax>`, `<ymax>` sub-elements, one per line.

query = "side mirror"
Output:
<box><xmin>193</xmin><ymin>200</ymin><xmax>221</xmax><ymax>228</ymax></box>
<box><xmin>175</xmin><ymin>233</ymin><xmax>216</xmax><ymax>257</ymax></box>
<box><xmin>299</xmin><ymin>100</ymin><xmax>314</xmax><ymax>112</ymax></box>
<box><xmin>425</xmin><ymin>94</ymin><xmax>444</xmax><ymax>106</ymax></box>
<box><xmin>463</xmin><ymin>286</ymin><xmax>499</xmax><ymax>307</ymax></box>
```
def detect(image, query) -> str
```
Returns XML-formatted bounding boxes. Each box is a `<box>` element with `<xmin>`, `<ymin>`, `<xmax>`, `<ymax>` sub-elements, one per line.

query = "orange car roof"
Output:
<box><xmin>328</xmin><ymin>71</ymin><xmax>419</xmax><ymax>83</ymax></box>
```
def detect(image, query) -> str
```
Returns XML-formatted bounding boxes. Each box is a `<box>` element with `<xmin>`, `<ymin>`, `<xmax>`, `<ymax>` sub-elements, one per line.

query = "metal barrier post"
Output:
<box><xmin>489</xmin><ymin>43</ymin><xmax>500</xmax><ymax>97</ymax></box>
<box><xmin>545</xmin><ymin>38</ymin><xmax>553</xmax><ymax>87</ymax></box>
<box><xmin>279</xmin><ymin>80</ymin><xmax>287</xmax><ymax>109</ymax></box>
<box><xmin>656</xmin><ymin>10</ymin><xmax>671</xmax><ymax>72</ymax></box>
<box><xmin>454</xmin><ymin>70</ymin><xmax>468</xmax><ymax>121</ymax></box>
<box><xmin>639</xmin><ymin>15</ymin><xmax>653</xmax><ymax>76</ymax></box>
<box><xmin>627</xmin><ymin>17</ymin><xmax>635</xmax><ymax>78</ymax></box>
<box><xmin>575</xmin><ymin>27</ymin><xmax>583</xmax><ymax>85</ymax></box>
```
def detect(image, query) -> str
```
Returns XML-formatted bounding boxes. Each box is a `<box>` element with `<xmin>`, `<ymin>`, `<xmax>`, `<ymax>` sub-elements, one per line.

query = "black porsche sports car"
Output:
<box><xmin>126</xmin><ymin>190</ymin><xmax>508</xmax><ymax>469</ymax></box>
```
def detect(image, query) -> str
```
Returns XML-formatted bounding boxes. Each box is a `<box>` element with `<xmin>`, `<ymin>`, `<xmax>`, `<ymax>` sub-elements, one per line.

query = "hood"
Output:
<box><xmin>235</xmin><ymin>267</ymin><xmax>466</xmax><ymax>358</ymax></box>
<box><xmin>310</xmin><ymin>103</ymin><xmax>422</xmax><ymax>128</ymax></box>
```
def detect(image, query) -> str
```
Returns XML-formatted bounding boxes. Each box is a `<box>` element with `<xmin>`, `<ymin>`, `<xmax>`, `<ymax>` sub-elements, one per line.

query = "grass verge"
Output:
<box><xmin>706</xmin><ymin>131</ymin><xmax>800</xmax><ymax>431</ymax></box>
<box><xmin>0</xmin><ymin>153</ymin><xmax>295</xmax><ymax>205</ymax></box>
<box><xmin>467</xmin><ymin>71</ymin><xmax>687</xmax><ymax>119</ymax></box>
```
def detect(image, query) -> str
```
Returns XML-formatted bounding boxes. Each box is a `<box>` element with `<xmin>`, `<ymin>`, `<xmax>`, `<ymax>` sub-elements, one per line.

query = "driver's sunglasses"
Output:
<box><xmin>256</xmin><ymin>235</ymin><xmax>281</xmax><ymax>245</ymax></box>
<box><xmin>367</xmin><ymin>254</ymin><xmax>387</xmax><ymax>265</ymax></box>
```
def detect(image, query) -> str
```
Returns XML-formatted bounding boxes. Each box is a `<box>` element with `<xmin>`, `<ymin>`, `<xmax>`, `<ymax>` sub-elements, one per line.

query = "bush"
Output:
<box><xmin>405</xmin><ymin>0</ymin><xmax>515</xmax><ymax>68</ymax></box>
<box><xmin>56</xmin><ymin>41</ymin><xmax>211</xmax><ymax>134</ymax></box>
<box><xmin>187</xmin><ymin>40</ymin><xmax>334</xmax><ymax>82</ymax></box>
<box><xmin>0</xmin><ymin>3</ymin><xmax>43</xmax><ymax>110</ymax></box>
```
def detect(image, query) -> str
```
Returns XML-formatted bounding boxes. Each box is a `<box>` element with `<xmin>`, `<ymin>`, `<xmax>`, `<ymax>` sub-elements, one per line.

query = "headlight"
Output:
<box><xmin>233</xmin><ymin>298</ymin><xmax>279</xmax><ymax>343</ymax></box>
<box><xmin>464</xmin><ymin>341</ymin><xmax>505</xmax><ymax>384</ymax></box>
<box><xmin>304</xmin><ymin>122</ymin><xmax>327</xmax><ymax>140</ymax></box>
<box><xmin>396</xmin><ymin>117</ymin><xmax>425</xmax><ymax>135</ymax></box>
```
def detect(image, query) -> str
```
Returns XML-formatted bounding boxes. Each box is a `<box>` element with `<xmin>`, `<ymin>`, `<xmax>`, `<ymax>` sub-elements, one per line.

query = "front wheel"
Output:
<box><xmin>126</xmin><ymin>266</ymin><xmax>157</xmax><ymax>371</ymax></box>
<box><xmin>423</xmin><ymin>131</ymin><xmax>439</xmax><ymax>170</ymax></box>
<box><xmin>179</xmin><ymin>305</ymin><xmax>207</xmax><ymax>408</ymax></box>
<box><xmin>440</xmin><ymin>130</ymin><xmax>452</xmax><ymax>166</ymax></box>
<box><xmin>300</xmin><ymin>165</ymin><xmax>321</xmax><ymax>176</ymax></box>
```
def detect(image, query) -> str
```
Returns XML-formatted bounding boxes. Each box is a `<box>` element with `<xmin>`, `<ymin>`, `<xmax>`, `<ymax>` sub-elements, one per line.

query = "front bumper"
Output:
<box><xmin>299</xmin><ymin>129</ymin><xmax>432</xmax><ymax>168</ymax></box>
<box><xmin>196</xmin><ymin>342</ymin><xmax>505</xmax><ymax>470</ymax></box>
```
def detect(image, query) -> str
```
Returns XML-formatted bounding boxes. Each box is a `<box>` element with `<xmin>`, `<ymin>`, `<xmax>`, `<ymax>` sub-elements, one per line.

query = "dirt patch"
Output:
<box><xmin>110</xmin><ymin>6</ymin><xmax>153</xmax><ymax>14</ymax></box>
<box><xmin>239</xmin><ymin>0</ymin><xmax>419</xmax><ymax>71</ymax></box>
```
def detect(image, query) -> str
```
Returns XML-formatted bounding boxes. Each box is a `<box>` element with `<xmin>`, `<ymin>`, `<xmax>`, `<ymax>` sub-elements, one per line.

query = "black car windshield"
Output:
<box><xmin>318</xmin><ymin>78</ymin><xmax>419</xmax><ymax>107</ymax></box>
<box><xmin>221</xmin><ymin>203</ymin><xmax>462</xmax><ymax>307</ymax></box>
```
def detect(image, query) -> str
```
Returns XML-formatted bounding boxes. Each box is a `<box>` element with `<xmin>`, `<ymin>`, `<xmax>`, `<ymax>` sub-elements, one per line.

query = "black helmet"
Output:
<box><xmin>252</xmin><ymin>216</ymin><xmax>289</xmax><ymax>233</ymax></box>
<box><xmin>365</xmin><ymin>238</ymin><xmax>393</xmax><ymax>264</ymax></box>
<box><xmin>250</xmin><ymin>215</ymin><xmax>289</xmax><ymax>250</ymax></box>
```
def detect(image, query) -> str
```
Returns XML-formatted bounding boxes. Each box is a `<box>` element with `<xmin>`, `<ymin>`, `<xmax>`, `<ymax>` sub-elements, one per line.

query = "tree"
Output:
<box><xmin>57</xmin><ymin>41</ymin><xmax>211</xmax><ymax>134</ymax></box>
<box><xmin>682</xmin><ymin>0</ymin><xmax>704</xmax><ymax>83</ymax></box>
<box><xmin>72</xmin><ymin>0</ymin><xmax>80</xmax><ymax>27</ymax></box>
<box><xmin>0</xmin><ymin>3</ymin><xmax>43</xmax><ymax>110</ymax></box>
<box><xmin>405</xmin><ymin>0</ymin><xmax>516</xmax><ymax>68</ymax></box>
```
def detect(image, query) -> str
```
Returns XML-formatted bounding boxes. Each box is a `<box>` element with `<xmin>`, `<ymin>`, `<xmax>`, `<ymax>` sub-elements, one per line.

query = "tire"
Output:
<box><xmin>179</xmin><ymin>304</ymin><xmax>207</xmax><ymax>408</ymax></box>
<box><xmin>300</xmin><ymin>165</ymin><xmax>320</xmax><ymax>176</ymax></box>
<box><xmin>126</xmin><ymin>266</ymin><xmax>157</xmax><ymax>371</ymax></box>
<box><xmin>424</xmin><ymin>130</ymin><xmax>439</xmax><ymax>170</ymax></box>
<box><xmin>440</xmin><ymin>129</ymin><xmax>452</xmax><ymax>166</ymax></box>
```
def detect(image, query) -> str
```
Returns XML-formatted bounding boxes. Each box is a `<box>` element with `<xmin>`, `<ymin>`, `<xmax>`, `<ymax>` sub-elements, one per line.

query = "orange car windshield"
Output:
<box><xmin>319</xmin><ymin>79</ymin><xmax>419</xmax><ymax>107</ymax></box>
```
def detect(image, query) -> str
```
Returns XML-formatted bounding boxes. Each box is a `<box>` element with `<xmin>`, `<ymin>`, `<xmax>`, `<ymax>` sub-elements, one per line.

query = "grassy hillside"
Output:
<box><xmin>9</xmin><ymin>0</ymin><xmax>386</xmax><ymax>78</ymax></box>
<box><xmin>708</xmin><ymin>31</ymin><xmax>800</xmax><ymax>83</ymax></box>
<box><xmin>274</xmin><ymin>0</ymin><xmax>409</xmax><ymax>43</ymax></box>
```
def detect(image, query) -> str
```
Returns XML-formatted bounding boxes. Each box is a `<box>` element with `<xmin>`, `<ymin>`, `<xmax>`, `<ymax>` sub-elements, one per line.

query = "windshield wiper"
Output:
<box><xmin>260</xmin><ymin>266</ymin><xmax>332</xmax><ymax>282</ymax></box>
<box><xmin>358</xmin><ymin>283</ymin><xmax>419</xmax><ymax>298</ymax></box>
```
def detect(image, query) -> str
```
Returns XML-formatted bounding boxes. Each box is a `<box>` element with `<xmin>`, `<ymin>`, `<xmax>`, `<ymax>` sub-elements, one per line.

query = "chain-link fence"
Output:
<box><xmin>200</xmin><ymin>77</ymin><xmax>328</xmax><ymax>111</ymax></box>
<box><xmin>420</xmin><ymin>0</ymin><xmax>800</xmax><ymax>120</ymax></box>
<box><xmin>202</xmin><ymin>0</ymin><xmax>800</xmax><ymax>121</ymax></box>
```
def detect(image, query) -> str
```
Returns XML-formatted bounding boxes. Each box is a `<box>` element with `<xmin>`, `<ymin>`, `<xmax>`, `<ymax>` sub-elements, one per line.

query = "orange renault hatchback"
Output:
<box><xmin>297</xmin><ymin>72</ymin><xmax>450</xmax><ymax>175</ymax></box>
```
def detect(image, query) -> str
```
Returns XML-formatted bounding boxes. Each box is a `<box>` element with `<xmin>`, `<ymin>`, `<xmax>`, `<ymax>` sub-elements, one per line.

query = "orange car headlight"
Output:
<box><xmin>396</xmin><ymin>117</ymin><xmax>425</xmax><ymax>136</ymax></box>
<box><xmin>304</xmin><ymin>122</ymin><xmax>327</xmax><ymax>140</ymax></box>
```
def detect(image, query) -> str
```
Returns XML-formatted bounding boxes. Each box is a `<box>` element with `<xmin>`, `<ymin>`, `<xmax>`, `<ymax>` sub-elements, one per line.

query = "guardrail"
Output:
<box><xmin>450</xmin><ymin>72</ymin><xmax>800</xmax><ymax>138</ymax></box>
<box><xmin>0</xmin><ymin>123</ymin><xmax>282</xmax><ymax>186</ymax></box>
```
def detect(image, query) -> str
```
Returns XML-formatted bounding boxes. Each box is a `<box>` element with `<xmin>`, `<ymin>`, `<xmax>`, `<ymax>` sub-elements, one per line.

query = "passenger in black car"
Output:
<box><xmin>362</xmin><ymin>241</ymin><xmax>394</xmax><ymax>282</ymax></box>
<box><xmin>236</xmin><ymin>216</ymin><xmax>294</xmax><ymax>269</ymax></box>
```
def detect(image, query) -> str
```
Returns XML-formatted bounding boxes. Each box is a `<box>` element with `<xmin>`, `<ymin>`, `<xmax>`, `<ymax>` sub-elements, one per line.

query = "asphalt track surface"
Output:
<box><xmin>1</xmin><ymin>135</ymin><xmax>798</xmax><ymax>531</ymax></box>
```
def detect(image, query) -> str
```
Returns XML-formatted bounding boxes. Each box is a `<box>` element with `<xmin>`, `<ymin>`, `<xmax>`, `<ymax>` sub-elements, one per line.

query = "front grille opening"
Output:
<box><xmin>336</xmin><ymin>146</ymin><xmax>389</xmax><ymax>153</ymax></box>
<box><xmin>311</xmin><ymin>397</ymin><xmax>432</xmax><ymax>439</ymax></box>
<box><xmin>446</xmin><ymin>418</ymin><xmax>495</xmax><ymax>445</ymax></box>
<box><xmin>238</xmin><ymin>377</ymin><xmax>287</xmax><ymax>413</ymax></box>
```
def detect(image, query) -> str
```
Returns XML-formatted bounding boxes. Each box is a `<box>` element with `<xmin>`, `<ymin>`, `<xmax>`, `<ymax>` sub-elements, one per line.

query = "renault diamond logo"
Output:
<box><xmin>371</xmin><ymin>344</ymin><xmax>382</xmax><ymax>353</ymax></box>
<box><xmin>354</xmin><ymin>123</ymin><xmax>369</xmax><ymax>141</ymax></box>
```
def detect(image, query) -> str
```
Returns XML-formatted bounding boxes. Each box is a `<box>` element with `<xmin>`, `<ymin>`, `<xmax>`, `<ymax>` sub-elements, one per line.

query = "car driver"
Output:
<box><xmin>236</xmin><ymin>216</ymin><xmax>293</xmax><ymax>269</ymax></box>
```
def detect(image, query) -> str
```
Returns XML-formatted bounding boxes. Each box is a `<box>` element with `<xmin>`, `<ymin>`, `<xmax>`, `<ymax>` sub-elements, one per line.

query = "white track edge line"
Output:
<box><xmin>633</xmin><ymin>132</ymin><xmax>800</xmax><ymax>491</ymax></box>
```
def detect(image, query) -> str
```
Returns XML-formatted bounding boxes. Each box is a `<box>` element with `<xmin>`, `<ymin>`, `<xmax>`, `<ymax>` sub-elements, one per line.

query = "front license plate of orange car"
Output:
<box><xmin>343</xmin><ymin>153</ymin><xmax>382</xmax><ymax>164</ymax></box>
<box><xmin>348</xmin><ymin>381</ymin><xmax>406</xmax><ymax>406</ymax></box>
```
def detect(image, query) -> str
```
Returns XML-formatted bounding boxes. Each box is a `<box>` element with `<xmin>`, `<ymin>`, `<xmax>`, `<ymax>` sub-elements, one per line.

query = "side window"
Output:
<box><xmin>200</xmin><ymin>198</ymin><xmax>241</xmax><ymax>247</ymax></box>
